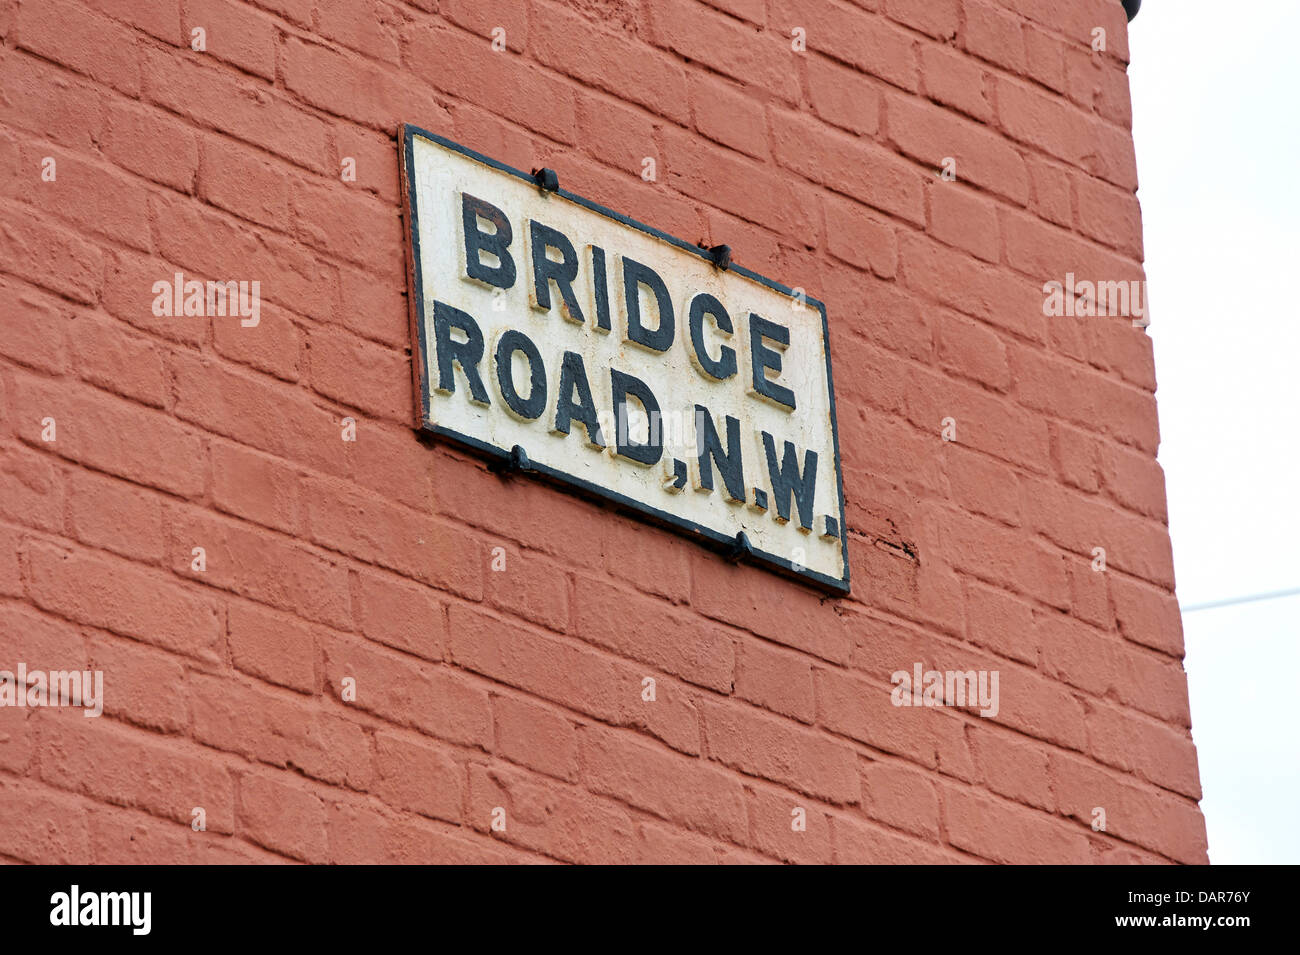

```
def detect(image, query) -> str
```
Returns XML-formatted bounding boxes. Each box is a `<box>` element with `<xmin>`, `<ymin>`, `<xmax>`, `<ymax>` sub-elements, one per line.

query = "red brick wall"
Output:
<box><xmin>0</xmin><ymin>0</ymin><xmax>1206</xmax><ymax>864</ymax></box>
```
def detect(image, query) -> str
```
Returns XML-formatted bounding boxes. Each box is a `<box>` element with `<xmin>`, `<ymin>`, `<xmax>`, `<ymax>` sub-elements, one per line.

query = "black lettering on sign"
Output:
<box><xmin>433</xmin><ymin>300</ymin><xmax>490</xmax><ymax>405</ymax></box>
<box><xmin>693</xmin><ymin>404</ymin><xmax>745</xmax><ymax>503</ymax></box>
<box><xmin>749</xmin><ymin>313</ymin><xmax>796</xmax><ymax>411</ymax></box>
<box><xmin>621</xmin><ymin>257</ymin><xmax>675</xmax><ymax>352</ymax></box>
<box><xmin>762</xmin><ymin>431</ymin><xmax>817</xmax><ymax>530</ymax></box>
<box><xmin>529</xmin><ymin>220</ymin><xmax>584</xmax><ymax>324</ymax></box>
<box><xmin>494</xmin><ymin>329</ymin><xmax>548</xmax><ymax>420</ymax></box>
<box><xmin>589</xmin><ymin>245</ymin><xmax>611</xmax><ymax>333</ymax></box>
<box><xmin>461</xmin><ymin>192</ymin><xmax>516</xmax><ymax>290</ymax></box>
<box><xmin>611</xmin><ymin>369</ymin><xmax>663</xmax><ymax>465</ymax></box>
<box><xmin>553</xmin><ymin>351</ymin><xmax>606</xmax><ymax>448</ymax></box>
<box><xmin>687</xmin><ymin>293</ymin><xmax>738</xmax><ymax>381</ymax></box>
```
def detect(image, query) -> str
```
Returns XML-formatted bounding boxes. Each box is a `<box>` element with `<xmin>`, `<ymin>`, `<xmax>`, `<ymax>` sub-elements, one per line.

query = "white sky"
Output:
<box><xmin>1129</xmin><ymin>0</ymin><xmax>1300</xmax><ymax>864</ymax></box>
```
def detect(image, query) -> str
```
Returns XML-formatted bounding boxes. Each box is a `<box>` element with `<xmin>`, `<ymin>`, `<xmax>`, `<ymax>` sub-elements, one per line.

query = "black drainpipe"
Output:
<box><xmin>1122</xmin><ymin>0</ymin><xmax>1141</xmax><ymax>20</ymax></box>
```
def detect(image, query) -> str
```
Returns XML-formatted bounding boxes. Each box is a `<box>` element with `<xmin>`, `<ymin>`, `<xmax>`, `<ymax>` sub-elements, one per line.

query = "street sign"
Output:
<box><xmin>401</xmin><ymin>125</ymin><xmax>849</xmax><ymax>593</ymax></box>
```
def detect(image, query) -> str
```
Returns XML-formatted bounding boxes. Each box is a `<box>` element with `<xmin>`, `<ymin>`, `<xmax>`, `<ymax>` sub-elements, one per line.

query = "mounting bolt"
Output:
<box><xmin>531</xmin><ymin>167</ymin><xmax>559</xmax><ymax>192</ymax></box>
<box><xmin>726</xmin><ymin>530</ymin><xmax>753</xmax><ymax>563</ymax></box>
<box><xmin>492</xmin><ymin>444</ymin><xmax>532</xmax><ymax>475</ymax></box>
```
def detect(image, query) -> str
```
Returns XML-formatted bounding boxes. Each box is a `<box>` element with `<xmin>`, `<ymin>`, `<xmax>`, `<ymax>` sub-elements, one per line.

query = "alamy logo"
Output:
<box><xmin>50</xmin><ymin>886</ymin><xmax>151</xmax><ymax>935</ymax></box>
<box><xmin>151</xmin><ymin>271</ymin><xmax>261</xmax><ymax>326</ymax></box>
<box><xmin>1042</xmin><ymin>272</ymin><xmax>1148</xmax><ymax>326</ymax></box>
<box><xmin>0</xmin><ymin>665</ymin><xmax>103</xmax><ymax>717</ymax></box>
<box><xmin>890</xmin><ymin>664</ymin><xmax>999</xmax><ymax>718</ymax></box>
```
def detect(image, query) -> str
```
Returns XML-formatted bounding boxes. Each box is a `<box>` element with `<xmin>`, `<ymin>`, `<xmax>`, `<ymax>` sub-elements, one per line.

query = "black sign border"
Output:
<box><xmin>400</xmin><ymin>124</ymin><xmax>851</xmax><ymax>596</ymax></box>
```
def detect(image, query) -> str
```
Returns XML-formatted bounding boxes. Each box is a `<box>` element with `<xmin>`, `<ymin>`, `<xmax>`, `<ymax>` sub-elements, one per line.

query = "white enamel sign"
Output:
<box><xmin>402</xmin><ymin>126</ymin><xmax>849</xmax><ymax>593</ymax></box>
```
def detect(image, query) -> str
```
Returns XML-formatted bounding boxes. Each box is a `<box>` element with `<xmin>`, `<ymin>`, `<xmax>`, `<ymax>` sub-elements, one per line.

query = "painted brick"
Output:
<box><xmin>164</xmin><ymin>501</ymin><xmax>354</xmax><ymax>631</ymax></box>
<box><xmin>0</xmin><ymin>443</ymin><xmax>64</xmax><ymax>535</ymax></box>
<box><xmin>688</xmin><ymin>70</ymin><xmax>769</xmax><ymax>159</ymax></box>
<box><xmin>69</xmin><ymin>313</ymin><xmax>168</xmax><ymax>408</ymax></box>
<box><xmin>0</xmin><ymin>780</ymin><xmax>92</xmax><ymax>864</ymax></box>
<box><xmin>921</xmin><ymin>43</ymin><xmax>992</xmax><ymax>123</ymax></box>
<box><xmin>574</xmin><ymin>576</ymin><xmax>735</xmax><ymax>692</ymax></box>
<box><xmin>448</xmin><ymin>602</ymin><xmax>701</xmax><ymax>755</ymax></box>
<box><xmin>65</xmin><ymin>469</ymin><xmax>165</xmax><ymax>563</ymax></box>
<box><xmin>0</xmin><ymin>50</ymin><xmax>107</xmax><ymax>153</ymax></box>
<box><xmin>238</xmin><ymin>771</ymin><xmax>328</xmax><ymax>862</ymax></box>
<box><xmin>0</xmin><ymin>0</ymin><xmax>1199</xmax><ymax>865</ymax></box>
<box><xmin>373</xmin><ymin>729</ymin><xmax>464</xmax><ymax>822</ymax></box>
<box><xmin>701</xmin><ymin>698</ymin><xmax>860</xmax><ymax>804</ymax></box>
<box><xmin>28</xmin><ymin>541</ymin><xmax>223</xmax><ymax>663</ymax></box>
<box><xmin>734</xmin><ymin>638</ymin><xmax>816</xmax><ymax>723</ymax></box>
<box><xmin>16</xmin><ymin>0</ymin><xmax>141</xmax><ymax>96</ymax></box>
<box><xmin>186</xmin><ymin>0</ymin><xmax>278</xmax><ymax>81</ymax></box>
<box><xmin>189</xmin><ymin>672</ymin><xmax>372</xmax><ymax>789</ymax></box>
<box><xmin>0</xmin><ymin>280</ymin><xmax>68</xmax><ymax>377</ymax></box>
<box><xmin>321</xmin><ymin>633</ymin><xmax>494</xmax><ymax>748</ymax></box>
<box><xmin>228</xmin><ymin>599</ymin><xmax>318</xmax><ymax>693</ymax></box>
<box><xmin>40</xmin><ymin>714</ymin><xmax>236</xmax><ymax>834</ymax></box>
<box><xmin>580</xmin><ymin>724</ymin><xmax>749</xmax><ymax>843</ymax></box>
<box><xmin>942</xmin><ymin>783</ymin><xmax>1091</xmax><ymax>864</ymax></box>
<box><xmin>494</xmin><ymin>693</ymin><xmax>579</xmax><ymax>782</ymax></box>
<box><xmin>87</xmin><ymin>634</ymin><xmax>189</xmax><ymax>734</ymax></box>
<box><xmin>774</xmin><ymin>0</ymin><xmax>918</xmax><ymax>91</ymax></box>
<box><xmin>652</xmin><ymin>0</ymin><xmax>799</xmax><ymax>103</ymax></box>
